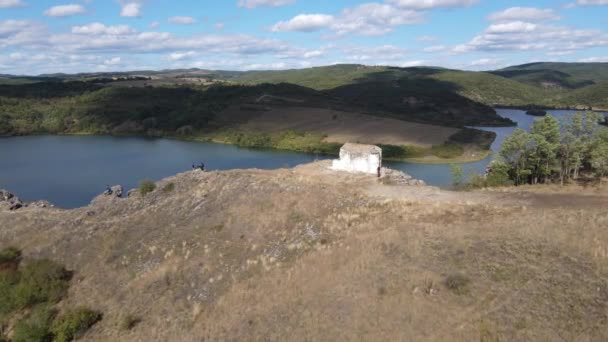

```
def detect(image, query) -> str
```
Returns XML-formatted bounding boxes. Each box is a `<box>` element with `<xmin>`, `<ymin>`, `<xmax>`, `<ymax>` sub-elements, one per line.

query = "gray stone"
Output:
<box><xmin>104</xmin><ymin>185</ymin><xmax>123</xmax><ymax>198</ymax></box>
<box><xmin>27</xmin><ymin>200</ymin><xmax>54</xmax><ymax>208</ymax></box>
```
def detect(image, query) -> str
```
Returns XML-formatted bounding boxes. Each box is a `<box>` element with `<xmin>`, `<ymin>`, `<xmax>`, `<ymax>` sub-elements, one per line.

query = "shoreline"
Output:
<box><xmin>493</xmin><ymin>105</ymin><xmax>608</xmax><ymax>113</ymax></box>
<box><xmin>0</xmin><ymin>131</ymin><xmax>495</xmax><ymax>164</ymax></box>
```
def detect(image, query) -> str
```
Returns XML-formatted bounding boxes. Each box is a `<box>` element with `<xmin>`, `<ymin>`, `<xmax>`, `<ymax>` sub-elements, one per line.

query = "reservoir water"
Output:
<box><xmin>0</xmin><ymin>109</ymin><xmax>603</xmax><ymax>208</ymax></box>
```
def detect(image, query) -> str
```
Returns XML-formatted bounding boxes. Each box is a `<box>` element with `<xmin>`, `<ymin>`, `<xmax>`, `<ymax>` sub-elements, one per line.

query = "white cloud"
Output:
<box><xmin>423</xmin><ymin>45</ymin><xmax>447</xmax><ymax>52</ymax></box>
<box><xmin>400</xmin><ymin>60</ymin><xmax>426</xmax><ymax>67</ymax></box>
<box><xmin>574</xmin><ymin>0</ymin><xmax>608</xmax><ymax>5</ymax></box>
<box><xmin>417</xmin><ymin>35</ymin><xmax>438</xmax><ymax>42</ymax></box>
<box><xmin>342</xmin><ymin>45</ymin><xmax>407</xmax><ymax>61</ymax></box>
<box><xmin>332</xmin><ymin>3</ymin><xmax>423</xmax><ymax>36</ymax></box>
<box><xmin>44</xmin><ymin>4</ymin><xmax>86</xmax><ymax>17</ymax></box>
<box><xmin>389</xmin><ymin>0</ymin><xmax>478</xmax><ymax>9</ymax></box>
<box><xmin>120</xmin><ymin>2</ymin><xmax>142</xmax><ymax>17</ymax></box>
<box><xmin>578</xmin><ymin>56</ymin><xmax>608</xmax><ymax>62</ymax></box>
<box><xmin>215</xmin><ymin>23</ymin><xmax>225</xmax><ymax>30</ymax></box>
<box><xmin>168</xmin><ymin>16</ymin><xmax>197</xmax><ymax>25</ymax></box>
<box><xmin>488</xmin><ymin>7</ymin><xmax>561</xmax><ymax>22</ymax></box>
<box><xmin>104</xmin><ymin>57</ymin><xmax>122</xmax><ymax>65</ymax></box>
<box><xmin>271</xmin><ymin>3</ymin><xmax>424</xmax><ymax>36</ymax></box>
<box><xmin>470</xmin><ymin>58</ymin><xmax>502</xmax><ymax>67</ymax></box>
<box><xmin>487</xmin><ymin>21</ymin><xmax>537</xmax><ymax>34</ymax></box>
<box><xmin>271</xmin><ymin>14</ymin><xmax>334</xmax><ymax>32</ymax></box>
<box><xmin>167</xmin><ymin>51</ymin><xmax>197</xmax><ymax>61</ymax></box>
<box><xmin>453</xmin><ymin>21</ymin><xmax>608</xmax><ymax>53</ymax></box>
<box><xmin>0</xmin><ymin>0</ymin><xmax>24</xmax><ymax>8</ymax></box>
<box><xmin>72</xmin><ymin>23</ymin><xmax>135</xmax><ymax>35</ymax></box>
<box><xmin>303</xmin><ymin>50</ymin><xmax>323</xmax><ymax>58</ymax></box>
<box><xmin>547</xmin><ymin>50</ymin><xmax>575</xmax><ymax>56</ymax></box>
<box><xmin>238</xmin><ymin>0</ymin><xmax>296</xmax><ymax>9</ymax></box>
<box><xmin>149</xmin><ymin>22</ymin><xmax>160</xmax><ymax>29</ymax></box>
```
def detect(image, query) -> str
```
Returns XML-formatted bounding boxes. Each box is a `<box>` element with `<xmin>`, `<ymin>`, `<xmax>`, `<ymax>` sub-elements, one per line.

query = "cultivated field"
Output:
<box><xmin>237</xmin><ymin>107</ymin><xmax>460</xmax><ymax>147</ymax></box>
<box><xmin>1</xmin><ymin>162</ymin><xmax>607</xmax><ymax>341</ymax></box>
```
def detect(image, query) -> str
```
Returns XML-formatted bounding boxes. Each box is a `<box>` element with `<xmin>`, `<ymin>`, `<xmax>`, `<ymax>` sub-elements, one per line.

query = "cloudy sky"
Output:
<box><xmin>1</xmin><ymin>0</ymin><xmax>607</xmax><ymax>75</ymax></box>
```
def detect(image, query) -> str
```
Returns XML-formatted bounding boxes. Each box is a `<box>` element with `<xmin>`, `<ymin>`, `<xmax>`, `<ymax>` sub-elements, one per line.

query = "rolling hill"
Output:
<box><xmin>493</xmin><ymin>62</ymin><xmax>608</xmax><ymax>89</ymax></box>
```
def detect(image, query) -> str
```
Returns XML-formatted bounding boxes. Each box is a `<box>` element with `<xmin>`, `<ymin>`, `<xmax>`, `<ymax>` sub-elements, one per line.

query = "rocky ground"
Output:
<box><xmin>1</xmin><ymin>161</ymin><xmax>607</xmax><ymax>341</ymax></box>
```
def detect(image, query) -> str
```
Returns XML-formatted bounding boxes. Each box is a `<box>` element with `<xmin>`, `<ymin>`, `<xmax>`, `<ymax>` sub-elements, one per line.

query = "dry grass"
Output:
<box><xmin>1</xmin><ymin>162</ymin><xmax>607</xmax><ymax>341</ymax></box>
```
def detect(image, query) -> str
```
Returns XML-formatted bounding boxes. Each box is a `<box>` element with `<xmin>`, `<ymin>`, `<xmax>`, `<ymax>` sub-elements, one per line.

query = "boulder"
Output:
<box><xmin>103</xmin><ymin>185</ymin><xmax>123</xmax><ymax>198</ymax></box>
<box><xmin>27</xmin><ymin>200</ymin><xmax>54</xmax><ymax>209</ymax></box>
<box><xmin>0</xmin><ymin>189</ymin><xmax>14</xmax><ymax>202</ymax></box>
<box><xmin>0</xmin><ymin>189</ymin><xmax>23</xmax><ymax>211</ymax></box>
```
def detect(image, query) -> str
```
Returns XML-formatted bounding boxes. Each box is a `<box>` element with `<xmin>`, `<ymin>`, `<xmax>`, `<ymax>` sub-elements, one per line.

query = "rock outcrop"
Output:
<box><xmin>379</xmin><ymin>167</ymin><xmax>426</xmax><ymax>186</ymax></box>
<box><xmin>1</xmin><ymin>189</ymin><xmax>56</xmax><ymax>211</ymax></box>
<box><xmin>103</xmin><ymin>185</ymin><xmax>123</xmax><ymax>198</ymax></box>
<box><xmin>0</xmin><ymin>189</ymin><xmax>24</xmax><ymax>211</ymax></box>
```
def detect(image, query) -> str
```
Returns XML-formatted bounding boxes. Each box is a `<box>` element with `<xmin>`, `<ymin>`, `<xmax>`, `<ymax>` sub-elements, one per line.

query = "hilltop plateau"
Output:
<box><xmin>1</xmin><ymin>162</ymin><xmax>607</xmax><ymax>341</ymax></box>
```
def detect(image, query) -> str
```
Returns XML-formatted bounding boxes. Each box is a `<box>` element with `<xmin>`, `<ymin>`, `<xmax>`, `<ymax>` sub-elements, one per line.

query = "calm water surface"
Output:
<box><xmin>0</xmin><ymin>109</ymin><xmax>603</xmax><ymax>208</ymax></box>
<box><xmin>0</xmin><ymin>137</ymin><xmax>329</xmax><ymax>208</ymax></box>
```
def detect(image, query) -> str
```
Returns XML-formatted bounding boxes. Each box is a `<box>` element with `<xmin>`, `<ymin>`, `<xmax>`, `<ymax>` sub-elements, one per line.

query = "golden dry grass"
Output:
<box><xmin>1</xmin><ymin>162</ymin><xmax>607</xmax><ymax>341</ymax></box>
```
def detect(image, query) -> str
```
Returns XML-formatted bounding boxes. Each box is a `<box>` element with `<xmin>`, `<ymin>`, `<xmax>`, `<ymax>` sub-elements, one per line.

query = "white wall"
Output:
<box><xmin>332</xmin><ymin>152</ymin><xmax>381</xmax><ymax>174</ymax></box>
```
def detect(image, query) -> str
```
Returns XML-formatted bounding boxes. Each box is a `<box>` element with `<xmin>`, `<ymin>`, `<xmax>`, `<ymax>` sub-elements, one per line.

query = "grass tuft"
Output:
<box><xmin>445</xmin><ymin>272</ymin><xmax>470</xmax><ymax>295</ymax></box>
<box><xmin>139</xmin><ymin>180</ymin><xmax>156</xmax><ymax>196</ymax></box>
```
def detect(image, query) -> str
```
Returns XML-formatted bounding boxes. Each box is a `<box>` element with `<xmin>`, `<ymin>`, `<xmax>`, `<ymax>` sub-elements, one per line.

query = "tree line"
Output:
<box><xmin>495</xmin><ymin>112</ymin><xmax>608</xmax><ymax>185</ymax></box>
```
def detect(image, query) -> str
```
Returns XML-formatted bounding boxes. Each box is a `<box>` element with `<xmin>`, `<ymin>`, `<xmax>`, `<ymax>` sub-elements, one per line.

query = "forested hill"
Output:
<box><xmin>231</xmin><ymin>64</ymin><xmax>608</xmax><ymax>110</ymax></box>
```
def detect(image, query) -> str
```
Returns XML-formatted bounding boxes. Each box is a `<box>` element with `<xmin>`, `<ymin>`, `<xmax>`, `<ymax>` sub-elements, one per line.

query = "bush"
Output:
<box><xmin>446</xmin><ymin>273</ymin><xmax>470</xmax><ymax>295</ymax></box>
<box><xmin>120</xmin><ymin>314</ymin><xmax>141</xmax><ymax>330</ymax></box>
<box><xmin>12</xmin><ymin>305</ymin><xmax>56</xmax><ymax>342</ymax></box>
<box><xmin>0</xmin><ymin>247</ymin><xmax>21</xmax><ymax>265</ymax></box>
<box><xmin>138</xmin><ymin>180</ymin><xmax>156</xmax><ymax>196</ymax></box>
<box><xmin>450</xmin><ymin>164</ymin><xmax>464</xmax><ymax>187</ymax></box>
<box><xmin>51</xmin><ymin>307</ymin><xmax>102</xmax><ymax>342</ymax></box>
<box><xmin>162</xmin><ymin>182</ymin><xmax>175</xmax><ymax>193</ymax></box>
<box><xmin>13</xmin><ymin>259</ymin><xmax>71</xmax><ymax>309</ymax></box>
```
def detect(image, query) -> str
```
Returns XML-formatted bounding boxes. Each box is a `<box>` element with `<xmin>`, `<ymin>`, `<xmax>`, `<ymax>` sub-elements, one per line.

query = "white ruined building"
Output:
<box><xmin>331</xmin><ymin>143</ymin><xmax>382</xmax><ymax>175</ymax></box>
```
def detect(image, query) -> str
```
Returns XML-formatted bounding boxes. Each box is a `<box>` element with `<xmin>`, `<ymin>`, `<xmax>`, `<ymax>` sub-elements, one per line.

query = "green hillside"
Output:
<box><xmin>555</xmin><ymin>81</ymin><xmax>608</xmax><ymax>109</ymax></box>
<box><xmin>235</xmin><ymin>64</ymin><xmax>401</xmax><ymax>90</ymax></box>
<box><xmin>493</xmin><ymin>62</ymin><xmax>608</xmax><ymax>89</ymax></box>
<box><xmin>430</xmin><ymin>70</ymin><xmax>554</xmax><ymax>106</ymax></box>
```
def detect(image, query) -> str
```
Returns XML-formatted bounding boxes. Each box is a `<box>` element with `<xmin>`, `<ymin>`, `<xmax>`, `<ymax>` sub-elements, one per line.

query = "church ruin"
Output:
<box><xmin>331</xmin><ymin>143</ymin><xmax>382</xmax><ymax>175</ymax></box>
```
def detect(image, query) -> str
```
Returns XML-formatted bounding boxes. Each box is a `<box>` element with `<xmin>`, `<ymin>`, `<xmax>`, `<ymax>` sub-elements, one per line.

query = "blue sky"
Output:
<box><xmin>0</xmin><ymin>0</ymin><xmax>607</xmax><ymax>74</ymax></box>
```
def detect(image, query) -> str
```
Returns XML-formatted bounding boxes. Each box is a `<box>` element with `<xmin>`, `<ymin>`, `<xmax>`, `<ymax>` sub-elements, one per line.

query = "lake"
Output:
<box><xmin>0</xmin><ymin>109</ymin><xmax>603</xmax><ymax>208</ymax></box>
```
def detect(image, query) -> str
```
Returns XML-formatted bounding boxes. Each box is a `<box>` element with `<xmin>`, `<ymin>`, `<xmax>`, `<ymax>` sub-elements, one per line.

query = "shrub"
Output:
<box><xmin>138</xmin><ymin>180</ymin><xmax>156</xmax><ymax>196</ymax></box>
<box><xmin>51</xmin><ymin>307</ymin><xmax>102</xmax><ymax>342</ymax></box>
<box><xmin>120</xmin><ymin>314</ymin><xmax>141</xmax><ymax>330</ymax></box>
<box><xmin>0</xmin><ymin>268</ymin><xmax>20</xmax><ymax>316</ymax></box>
<box><xmin>0</xmin><ymin>247</ymin><xmax>21</xmax><ymax>265</ymax></box>
<box><xmin>450</xmin><ymin>164</ymin><xmax>464</xmax><ymax>187</ymax></box>
<box><xmin>13</xmin><ymin>259</ymin><xmax>71</xmax><ymax>309</ymax></box>
<box><xmin>162</xmin><ymin>182</ymin><xmax>175</xmax><ymax>193</ymax></box>
<box><xmin>446</xmin><ymin>273</ymin><xmax>470</xmax><ymax>295</ymax></box>
<box><xmin>12</xmin><ymin>305</ymin><xmax>56</xmax><ymax>342</ymax></box>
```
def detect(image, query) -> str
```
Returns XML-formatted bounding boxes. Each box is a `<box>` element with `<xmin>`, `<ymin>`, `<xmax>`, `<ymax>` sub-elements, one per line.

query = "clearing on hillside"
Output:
<box><xmin>236</xmin><ymin>106</ymin><xmax>460</xmax><ymax>147</ymax></box>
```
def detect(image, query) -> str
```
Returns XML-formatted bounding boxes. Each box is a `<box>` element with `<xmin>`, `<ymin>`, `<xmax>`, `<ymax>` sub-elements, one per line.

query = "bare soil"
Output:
<box><xmin>1</xmin><ymin>161</ymin><xmax>607</xmax><ymax>341</ymax></box>
<box><xmin>237</xmin><ymin>106</ymin><xmax>459</xmax><ymax>147</ymax></box>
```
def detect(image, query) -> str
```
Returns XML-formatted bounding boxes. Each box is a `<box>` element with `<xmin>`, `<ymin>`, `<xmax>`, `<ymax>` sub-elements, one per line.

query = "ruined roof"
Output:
<box><xmin>340</xmin><ymin>143</ymin><xmax>382</xmax><ymax>156</ymax></box>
